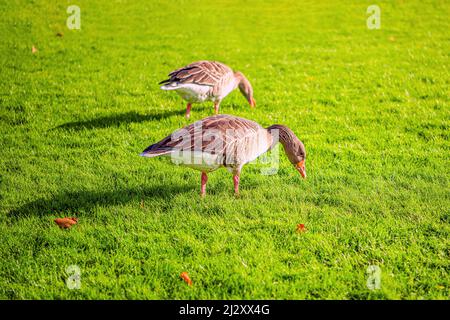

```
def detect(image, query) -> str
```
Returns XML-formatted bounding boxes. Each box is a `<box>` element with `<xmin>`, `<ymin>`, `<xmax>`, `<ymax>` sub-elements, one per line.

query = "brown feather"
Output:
<box><xmin>160</xmin><ymin>61</ymin><xmax>233</xmax><ymax>87</ymax></box>
<box><xmin>141</xmin><ymin>114</ymin><xmax>265</xmax><ymax>165</ymax></box>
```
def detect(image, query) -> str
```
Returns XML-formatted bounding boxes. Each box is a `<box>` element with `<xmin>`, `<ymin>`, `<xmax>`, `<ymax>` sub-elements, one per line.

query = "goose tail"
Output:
<box><xmin>159</xmin><ymin>79</ymin><xmax>179</xmax><ymax>91</ymax></box>
<box><xmin>159</xmin><ymin>84</ymin><xmax>179</xmax><ymax>91</ymax></box>
<box><xmin>140</xmin><ymin>144</ymin><xmax>174</xmax><ymax>158</ymax></box>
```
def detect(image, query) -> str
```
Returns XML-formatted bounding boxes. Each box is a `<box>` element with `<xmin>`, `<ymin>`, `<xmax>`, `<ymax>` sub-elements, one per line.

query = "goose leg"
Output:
<box><xmin>201</xmin><ymin>172</ymin><xmax>208</xmax><ymax>197</ymax></box>
<box><xmin>233</xmin><ymin>174</ymin><xmax>240</xmax><ymax>196</ymax></box>
<box><xmin>186</xmin><ymin>103</ymin><xmax>192</xmax><ymax>119</ymax></box>
<box><xmin>214</xmin><ymin>101</ymin><xmax>221</xmax><ymax>114</ymax></box>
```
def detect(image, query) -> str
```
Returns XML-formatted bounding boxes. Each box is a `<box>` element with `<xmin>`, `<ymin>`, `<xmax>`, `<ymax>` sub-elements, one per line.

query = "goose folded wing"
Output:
<box><xmin>161</xmin><ymin>61</ymin><xmax>231</xmax><ymax>86</ymax></box>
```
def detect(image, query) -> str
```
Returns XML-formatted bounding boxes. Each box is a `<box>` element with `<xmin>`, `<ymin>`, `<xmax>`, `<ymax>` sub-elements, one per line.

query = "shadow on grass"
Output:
<box><xmin>7</xmin><ymin>184</ymin><xmax>192</xmax><ymax>219</ymax></box>
<box><xmin>53</xmin><ymin>110</ymin><xmax>185</xmax><ymax>130</ymax></box>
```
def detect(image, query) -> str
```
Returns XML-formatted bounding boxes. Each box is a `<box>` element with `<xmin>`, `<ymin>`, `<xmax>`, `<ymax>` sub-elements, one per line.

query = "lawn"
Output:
<box><xmin>0</xmin><ymin>0</ymin><xmax>449</xmax><ymax>299</ymax></box>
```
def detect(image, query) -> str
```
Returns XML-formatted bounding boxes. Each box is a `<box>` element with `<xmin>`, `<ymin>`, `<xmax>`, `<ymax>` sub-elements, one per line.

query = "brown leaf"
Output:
<box><xmin>32</xmin><ymin>45</ymin><xmax>38</xmax><ymax>54</ymax></box>
<box><xmin>56</xmin><ymin>32</ymin><xmax>64</xmax><ymax>37</ymax></box>
<box><xmin>54</xmin><ymin>217</ymin><xmax>78</xmax><ymax>229</ymax></box>
<box><xmin>180</xmin><ymin>272</ymin><xmax>192</xmax><ymax>286</ymax></box>
<box><xmin>296</xmin><ymin>223</ymin><xmax>307</xmax><ymax>233</ymax></box>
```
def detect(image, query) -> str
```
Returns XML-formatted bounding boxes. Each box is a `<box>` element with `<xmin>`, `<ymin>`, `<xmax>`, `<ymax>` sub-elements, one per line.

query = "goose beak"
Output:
<box><xmin>249</xmin><ymin>97</ymin><xmax>256</xmax><ymax>108</ymax></box>
<box><xmin>295</xmin><ymin>160</ymin><xmax>306</xmax><ymax>178</ymax></box>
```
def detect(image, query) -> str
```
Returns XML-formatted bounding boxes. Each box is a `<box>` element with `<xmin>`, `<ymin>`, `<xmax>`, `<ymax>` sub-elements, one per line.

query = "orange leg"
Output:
<box><xmin>186</xmin><ymin>103</ymin><xmax>192</xmax><ymax>119</ymax></box>
<box><xmin>233</xmin><ymin>174</ymin><xmax>240</xmax><ymax>195</ymax></box>
<box><xmin>214</xmin><ymin>101</ymin><xmax>220</xmax><ymax>114</ymax></box>
<box><xmin>201</xmin><ymin>172</ymin><xmax>208</xmax><ymax>197</ymax></box>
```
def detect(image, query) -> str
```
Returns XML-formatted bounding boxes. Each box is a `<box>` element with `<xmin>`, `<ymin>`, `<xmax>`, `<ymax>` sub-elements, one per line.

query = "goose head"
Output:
<box><xmin>235</xmin><ymin>71</ymin><xmax>256</xmax><ymax>108</ymax></box>
<box><xmin>268</xmin><ymin>124</ymin><xmax>306</xmax><ymax>178</ymax></box>
<box><xmin>286</xmin><ymin>139</ymin><xmax>307</xmax><ymax>178</ymax></box>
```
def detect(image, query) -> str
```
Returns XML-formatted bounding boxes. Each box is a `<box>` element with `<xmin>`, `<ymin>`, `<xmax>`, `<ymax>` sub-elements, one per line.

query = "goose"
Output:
<box><xmin>159</xmin><ymin>61</ymin><xmax>256</xmax><ymax>119</ymax></box>
<box><xmin>140</xmin><ymin>114</ymin><xmax>306</xmax><ymax>196</ymax></box>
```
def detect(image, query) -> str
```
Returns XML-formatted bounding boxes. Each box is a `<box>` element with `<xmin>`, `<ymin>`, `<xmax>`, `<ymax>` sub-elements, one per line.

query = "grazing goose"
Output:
<box><xmin>159</xmin><ymin>61</ymin><xmax>256</xmax><ymax>119</ymax></box>
<box><xmin>140</xmin><ymin>114</ymin><xmax>306</xmax><ymax>196</ymax></box>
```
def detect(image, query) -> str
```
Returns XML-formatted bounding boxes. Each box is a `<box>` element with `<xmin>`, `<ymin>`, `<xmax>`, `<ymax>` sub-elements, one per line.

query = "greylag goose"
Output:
<box><xmin>140</xmin><ymin>115</ymin><xmax>306</xmax><ymax>196</ymax></box>
<box><xmin>159</xmin><ymin>61</ymin><xmax>256</xmax><ymax>119</ymax></box>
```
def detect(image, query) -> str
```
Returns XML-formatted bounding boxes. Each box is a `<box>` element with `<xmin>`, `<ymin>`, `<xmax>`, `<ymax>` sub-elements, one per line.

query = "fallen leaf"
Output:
<box><xmin>32</xmin><ymin>45</ymin><xmax>38</xmax><ymax>54</ymax></box>
<box><xmin>56</xmin><ymin>32</ymin><xmax>64</xmax><ymax>37</ymax></box>
<box><xmin>54</xmin><ymin>217</ymin><xmax>78</xmax><ymax>229</ymax></box>
<box><xmin>296</xmin><ymin>223</ymin><xmax>307</xmax><ymax>233</ymax></box>
<box><xmin>180</xmin><ymin>272</ymin><xmax>192</xmax><ymax>286</ymax></box>
<box><xmin>140</xmin><ymin>199</ymin><xmax>144</xmax><ymax>208</ymax></box>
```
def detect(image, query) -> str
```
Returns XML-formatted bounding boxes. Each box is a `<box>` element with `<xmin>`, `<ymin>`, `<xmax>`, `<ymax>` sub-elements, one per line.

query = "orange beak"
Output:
<box><xmin>295</xmin><ymin>160</ymin><xmax>306</xmax><ymax>178</ymax></box>
<box><xmin>249</xmin><ymin>97</ymin><xmax>256</xmax><ymax>108</ymax></box>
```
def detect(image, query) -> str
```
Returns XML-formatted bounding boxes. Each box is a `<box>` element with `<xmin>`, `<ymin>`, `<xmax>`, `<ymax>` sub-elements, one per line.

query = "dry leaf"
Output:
<box><xmin>56</xmin><ymin>32</ymin><xmax>64</xmax><ymax>37</ymax></box>
<box><xmin>180</xmin><ymin>272</ymin><xmax>192</xmax><ymax>286</ymax></box>
<box><xmin>140</xmin><ymin>199</ymin><xmax>144</xmax><ymax>208</ymax></box>
<box><xmin>54</xmin><ymin>217</ymin><xmax>78</xmax><ymax>229</ymax></box>
<box><xmin>296</xmin><ymin>223</ymin><xmax>307</xmax><ymax>233</ymax></box>
<box><xmin>32</xmin><ymin>45</ymin><xmax>38</xmax><ymax>54</ymax></box>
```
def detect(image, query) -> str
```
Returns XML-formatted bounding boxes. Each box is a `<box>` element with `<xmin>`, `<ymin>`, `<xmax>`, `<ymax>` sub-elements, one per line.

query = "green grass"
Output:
<box><xmin>0</xmin><ymin>0</ymin><xmax>449</xmax><ymax>299</ymax></box>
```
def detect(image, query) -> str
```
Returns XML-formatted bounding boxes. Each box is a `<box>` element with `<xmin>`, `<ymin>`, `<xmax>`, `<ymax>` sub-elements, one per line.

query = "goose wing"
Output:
<box><xmin>141</xmin><ymin>115</ymin><xmax>264</xmax><ymax>164</ymax></box>
<box><xmin>159</xmin><ymin>61</ymin><xmax>233</xmax><ymax>87</ymax></box>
